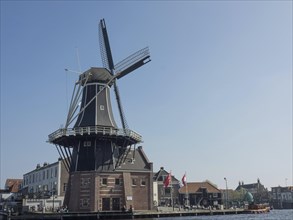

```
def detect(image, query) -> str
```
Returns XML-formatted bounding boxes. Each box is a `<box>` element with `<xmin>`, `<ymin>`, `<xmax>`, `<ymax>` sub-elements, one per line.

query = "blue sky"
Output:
<box><xmin>1</xmin><ymin>1</ymin><xmax>292</xmax><ymax>190</ymax></box>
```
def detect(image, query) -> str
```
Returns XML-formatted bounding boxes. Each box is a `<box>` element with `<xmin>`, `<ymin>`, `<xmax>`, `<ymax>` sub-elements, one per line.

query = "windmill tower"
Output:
<box><xmin>48</xmin><ymin>19</ymin><xmax>153</xmax><ymax>212</ymax></box>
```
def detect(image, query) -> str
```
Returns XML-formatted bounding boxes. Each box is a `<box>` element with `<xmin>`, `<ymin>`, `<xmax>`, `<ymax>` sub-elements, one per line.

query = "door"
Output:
<box><xmin>102</xmin><ymin>198</ymin><xmax>110</xmax><ymax>211</ymax></box>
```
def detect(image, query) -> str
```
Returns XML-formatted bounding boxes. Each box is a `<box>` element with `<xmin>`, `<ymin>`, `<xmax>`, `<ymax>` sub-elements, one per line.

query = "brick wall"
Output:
<box><xmin>67</xmin><ymin>170</ymin><xmax>153</xmax><ymax>212</ymax></box>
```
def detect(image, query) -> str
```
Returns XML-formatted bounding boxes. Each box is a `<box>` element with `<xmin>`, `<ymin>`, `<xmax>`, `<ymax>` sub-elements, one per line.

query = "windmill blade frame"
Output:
<box><xmin>99</xmin><ymin>19</ymin><xmax>114</xmax><ymax>70</ymax></box>
<box><xmin>114</xmin><ymin>47</ymin><xmax>151</xmax><ymax>79</ymax></box>
<box><xmin>99</xmin><ymin>19</ymin><xmax>128</xmax><ymax>129</ymax></box>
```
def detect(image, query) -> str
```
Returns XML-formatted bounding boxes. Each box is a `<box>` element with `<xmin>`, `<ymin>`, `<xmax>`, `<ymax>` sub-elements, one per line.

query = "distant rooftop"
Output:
<box><xmin>5</xmin><ymin>179</ymin><xmax>23</xmax><ymax>193</ymax></box>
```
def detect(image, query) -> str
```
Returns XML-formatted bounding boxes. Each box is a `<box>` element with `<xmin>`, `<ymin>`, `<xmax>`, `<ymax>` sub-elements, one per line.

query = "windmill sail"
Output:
<box><xmin>99</xmin><ymin>19</ymin><xmax>114</xmax><ymax>70</ymax></box>
<box><xmin>115</xmin><ymin>47</ymin><xmax>151</xmax><ymax>79</ymax></box>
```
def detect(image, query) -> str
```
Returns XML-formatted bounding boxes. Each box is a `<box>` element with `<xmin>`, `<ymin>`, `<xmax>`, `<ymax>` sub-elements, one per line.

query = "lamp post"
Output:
<box><xmin>224</xmin><ymin>178</ymin><xmax>228</xmax><ymax>209</ymax></box>
<box><xmin>38</xmin><ymin>185</ymin><xmax>44</xmax><ymax>213</ymax></box>
<box><xmin>52</xmin><ymin>182</ymin><xmax>57</xmax><ymax>212</ymax></box>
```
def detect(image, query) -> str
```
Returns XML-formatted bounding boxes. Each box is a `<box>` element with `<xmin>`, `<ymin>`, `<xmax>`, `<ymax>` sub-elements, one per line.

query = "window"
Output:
<box><xmin>46</xmin><ymin>170</ymin><xmax>49</xmax><ymax>179</ymax></box>
<box><xmin>164</xmin><ymin>188</ymin><xmax>171</xmax><ymax>195</ymax></box>
<box><xmin>101</xmin><ymin>178</ymin><xmax>107</xmax><ymax>186</ymax></box>
<box><xmin>63</xmin><ymin>183</ymin><xmax>67</xmax><ymax>192</ymax></box>
<box><xmin>115</xmin><ymin>178</ymin><xmax>120</xmax><ymax>186</ymax></box>
<box><xmin>55</xmin><ymin>167</ymin><xmax>58</xmax><ymax>177</ymax></box>
<box><xmin>80</xmin><ymin>198</ymin><xmax>90</xmax><ymax>208</ymax></box>
<box><xmin>132</xmin><ymin>178</ymin><xmax>137</xmax><ymax>186</ymax></box>
<box><xmin>141</xmin><ymin>178</ymin><xmax>146</xmax><ymax>186</ymax></box>
<box><xmin>81</xmin><ymin>178</ymin><xmax>90</xmax><ymax>187</ymax></box>
<box><xmin>43</xmin><ymin>171</ymin><xmax>45</xmax><ymax>180</ymax></box>
<box><xmin>213</xmin><ymin>193</ymin><xmax>218</xmax><ymax>198</ymax></box>
<box><xmin>84</xmin><ymin>141</ymin><xmax>91</xmax><ymax>147</ymax></box>
<box><xmin>32</xmin><ymin>174</ymin><xmax>35</xmax><ymax>183</ymax></box>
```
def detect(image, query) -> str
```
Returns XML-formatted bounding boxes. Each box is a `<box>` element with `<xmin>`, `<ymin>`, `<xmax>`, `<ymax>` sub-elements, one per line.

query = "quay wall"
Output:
<box><xmin>5</xmin><ymin>209</ymin><xmax>249</xmax><ymax>219</ymax></box>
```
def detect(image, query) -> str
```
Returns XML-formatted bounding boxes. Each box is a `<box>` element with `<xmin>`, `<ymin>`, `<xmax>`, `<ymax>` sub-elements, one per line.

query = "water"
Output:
<box><xmin>140</xmin><ymin>210</ymin><xmax>293</xmax><ymax>220</ymax></box>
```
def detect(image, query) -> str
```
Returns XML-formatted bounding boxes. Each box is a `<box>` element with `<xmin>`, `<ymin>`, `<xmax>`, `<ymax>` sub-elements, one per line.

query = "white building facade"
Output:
<box><xmin>22</xmin><ymin>158</ymin><xmax>68</xmax><ymax>212</ymax></box>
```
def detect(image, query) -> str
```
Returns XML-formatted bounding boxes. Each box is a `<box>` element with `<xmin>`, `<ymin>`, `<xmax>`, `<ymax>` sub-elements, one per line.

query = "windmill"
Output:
<box><xmin>48</xmin><ymin>19</ymin><xmax>152</xmax><ymax>211</ymax></box>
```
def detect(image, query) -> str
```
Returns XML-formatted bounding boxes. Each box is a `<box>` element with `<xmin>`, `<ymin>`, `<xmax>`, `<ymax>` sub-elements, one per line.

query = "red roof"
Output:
<box><xmin>179</xmin><ymin>181</ymin><xmax>220</xmax><ymax>194</ymax></box>
<box><xmin>5</xmin><ymin>179</ymin><xmax>22</xmax><ymax>193</ymax></box>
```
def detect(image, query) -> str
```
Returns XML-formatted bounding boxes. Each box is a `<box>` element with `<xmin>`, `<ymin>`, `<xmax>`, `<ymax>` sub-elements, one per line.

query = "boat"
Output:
<box><xmin>247</xmin><ymin>204</ymin><xmax>270</xmax><ymax>214</ymax></box>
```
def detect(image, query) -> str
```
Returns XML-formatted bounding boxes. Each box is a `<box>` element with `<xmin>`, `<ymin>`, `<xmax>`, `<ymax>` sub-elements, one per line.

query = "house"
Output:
<box><xmin>179</xmin><ymin>181</ymin><xmax>222</xmax><ymax>208</ymax></box>
<box><xmin>0</xmin><ymin>179</ymin><xmax>23</xmax><ymax>213</ymax></box>
<box><xmin>2</xmin><ymin>178</ymin><xmax>23</xmax><ymax>202</ymax></box>
<box><xmin>66</xmin><ymin>146</ymin><xmax>153</xmax><ymax>212</ymax></box>
<box><xmin>22</xmin><ymin>158</ymin><xmax>69</xmax><ymax>212</ymax></box>
<box><xmin>5</xmin><ymin>179</ymin><xmax>23</xmax><ymax>194</ymax></box>
<box><xmin>235</xmin><ymin>179</ymin><xmax>270</xmax><ymax>203</ymax></box>
<box><xmin>153</xmin><ymin>167</ymin><xmax>180</xmax><ymax>207</ymax></box>
<box><xmin>271</xmin><ymin>186</ymin><xmax>293</xmax><ymax>209</ymax></box>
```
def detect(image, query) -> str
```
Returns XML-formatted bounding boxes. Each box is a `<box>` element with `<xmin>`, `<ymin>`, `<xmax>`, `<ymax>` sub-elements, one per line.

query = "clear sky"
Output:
<box><xmin>1</xmin><ymin>1</ymin><xmax>292</xmax><ymax>190</ymax></box>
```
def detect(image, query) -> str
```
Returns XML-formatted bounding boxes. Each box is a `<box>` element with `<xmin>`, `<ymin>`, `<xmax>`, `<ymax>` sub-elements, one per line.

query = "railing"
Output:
<box><xmin>48</xmin><ymin>126</ymin><xmax>142</xmax><ymax>143</ymax></box>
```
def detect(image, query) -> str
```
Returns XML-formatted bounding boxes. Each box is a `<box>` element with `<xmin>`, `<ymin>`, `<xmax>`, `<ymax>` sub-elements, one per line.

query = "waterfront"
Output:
<box><xmin>3</xmin><ymin>209</ymin><xmax>292</xmax><ymax>220</ymax></box>
<box><xmin>139</xmin><ymin>210</ymin><xmax>293</xmax><ymax>220</ymax></box>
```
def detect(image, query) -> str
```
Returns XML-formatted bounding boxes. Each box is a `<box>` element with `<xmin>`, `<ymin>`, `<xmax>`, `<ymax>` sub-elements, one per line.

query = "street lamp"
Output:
<box><xmin>224</xmin><ymin>178</ymin><xmax>228</xmax><ymax>209</ymax></box>
<box><xmin>38</xmin><ymin>185</ymin><xmax>44</xmax><ymax>213</ymax></box>
<box><xmin>52</xmin><ymin>182</ymin><xmax>57</xmax><ymax>212</ymax></box>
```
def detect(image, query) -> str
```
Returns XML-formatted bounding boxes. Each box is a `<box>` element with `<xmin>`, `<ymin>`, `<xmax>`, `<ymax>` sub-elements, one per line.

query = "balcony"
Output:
<box><xmin>48</xmin><ymin>126</ymin><xmax>142</xmax><ymax>144</ymax></box>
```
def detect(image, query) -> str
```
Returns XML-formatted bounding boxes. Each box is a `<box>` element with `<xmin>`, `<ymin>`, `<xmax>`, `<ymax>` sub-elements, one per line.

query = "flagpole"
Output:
<box><xmin>185</xmin><ymin>172</ymin><xmax>188</xmax><ymax>207</ymax></box>
<box><xmin>170</xmin><ymin>171</ymin><xmax>174</xmax><ymax>211</ymax></box>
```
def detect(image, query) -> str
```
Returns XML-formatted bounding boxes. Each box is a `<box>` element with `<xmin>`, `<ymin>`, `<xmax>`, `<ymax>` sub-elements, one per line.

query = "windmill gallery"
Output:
<box><xmin>48</xmin><ymin>19</ymin><xmax>153</xmax><ymax>212</ymax></box>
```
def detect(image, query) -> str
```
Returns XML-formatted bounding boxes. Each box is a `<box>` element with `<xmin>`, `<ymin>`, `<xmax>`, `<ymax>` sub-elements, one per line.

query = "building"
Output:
<box><xmin>66</xmin><ymin>146</ymin><xmax>153</xmax><ymax>211</ymax></box>
<box><xmin>153</xmin><ymin>167</ymin><xmax>180</xmax><ymax>207</ymax></box>
<box><xmin>271</xmin><ymin>186</ymin><xmax>293</xmax><ymax>209</ymax></box>
<box><xmin>4</xmin><ymin>179</ymin><xmax>23</xmax><ymax>194</ymax></box>
<box><xmin>0</xmin><ymin>179</ymin><xmax>23</xmax><ymax>213</ymax></box>
<box><xmin>179</xmin><ymin>181</ymin><xmax>222</xmax><ymax>208</ymax></box>
<box><xmin>235</xmin><ymin>179</ymin><xmax>270</xmax><ymax>203</ymax></box>
<box><xmin>22</xmin><ymin>158</ymin><xmax>68</xmax><ymax>212</ymax></box>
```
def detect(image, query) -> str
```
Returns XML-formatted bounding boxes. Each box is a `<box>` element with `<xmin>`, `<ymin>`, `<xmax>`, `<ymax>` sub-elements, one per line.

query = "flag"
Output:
<box><xmin>164</xmin><ymin>172</ymin><xmax>171</xmax><ymax>188</ymax></box>
<box><xmin>182</xmin><ymin>173</ymin><xmax>187</xmax><ymax>186</ymax></box>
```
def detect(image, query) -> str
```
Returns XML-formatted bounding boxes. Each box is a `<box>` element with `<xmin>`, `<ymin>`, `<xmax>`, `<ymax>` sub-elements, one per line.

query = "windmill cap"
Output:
<box><xmin>78</xmin><ymin>67</ymin><xmax>112</xmax><ymax>85</ymax></box>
